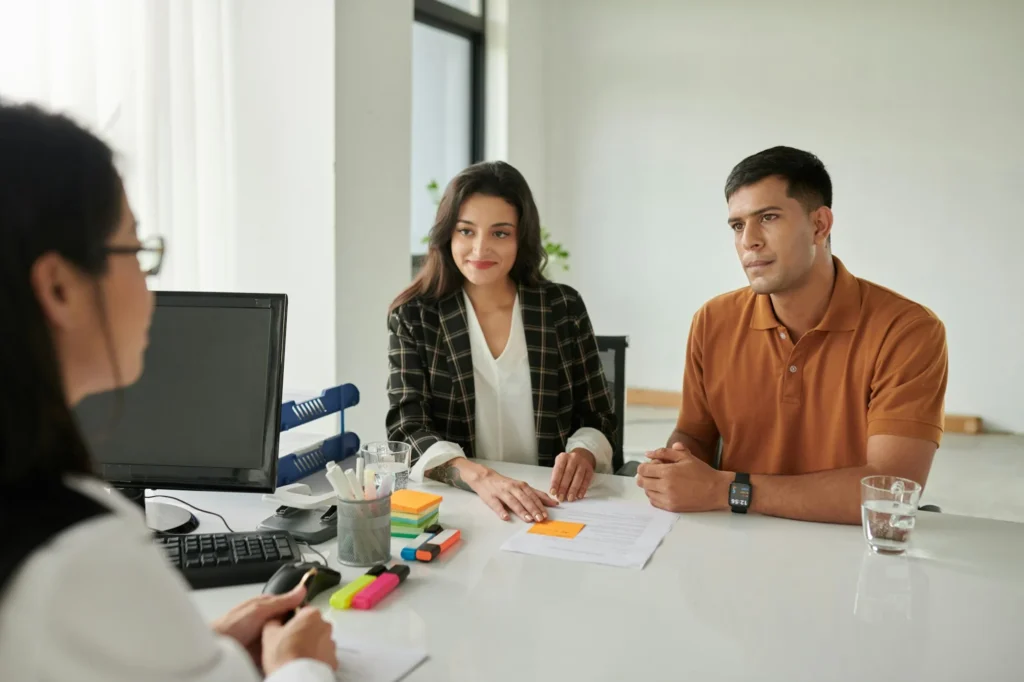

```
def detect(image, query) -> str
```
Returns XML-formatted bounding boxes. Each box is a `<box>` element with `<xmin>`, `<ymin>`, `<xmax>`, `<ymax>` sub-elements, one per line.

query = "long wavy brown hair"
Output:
<box><xmin>390</xmin><ymin>161</ymin><xmax>547</xmax><ymax>313</ymax></box>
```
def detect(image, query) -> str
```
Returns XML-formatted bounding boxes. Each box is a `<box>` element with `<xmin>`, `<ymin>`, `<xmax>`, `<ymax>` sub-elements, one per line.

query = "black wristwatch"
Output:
<box><xmin>729</xmin><ymin>473</ymin><xmax>752</xmax><ymax>514</ymax></box>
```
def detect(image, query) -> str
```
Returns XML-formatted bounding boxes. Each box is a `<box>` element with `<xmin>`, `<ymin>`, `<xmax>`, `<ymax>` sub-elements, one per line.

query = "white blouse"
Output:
<box><xmin>0</xmin><ymin>476</ymin><xmax>334</xmax><ymax>682</ymax></box>
<box><xmin>409</xmin><ymin>292</ymin><xmax>612</xmax><ymax>481</ymax></box>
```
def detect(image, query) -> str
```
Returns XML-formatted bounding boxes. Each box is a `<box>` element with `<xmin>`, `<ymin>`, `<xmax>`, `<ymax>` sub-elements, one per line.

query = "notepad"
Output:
<box><xmin>391</xmin><ymin>505</ymin><xmax>440</xmax><ymax>522</ymax></box>
<box><xmin>334</xmin><ymin>634</ymin><xmax>427</xmax><ymax>682</ymax></box>
<box><xmin>390</xmin><ymin>489</ymin><xmax>444</xmax><ymax>514</ymax></box>
<box><xmin>528</xmin><ymin>520</ymin><xmax>585</xmax><ymax>539</ymax></box>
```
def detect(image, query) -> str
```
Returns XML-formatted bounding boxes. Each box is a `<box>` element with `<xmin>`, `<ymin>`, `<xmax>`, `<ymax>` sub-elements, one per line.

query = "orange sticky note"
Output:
<box><xmin>390</xmin><ymin>489</ymin><xmax>443</xmax><ymax>514</ymax></box>
<box><xmin>528</xmin><ymin>520</ymin><xmax>585</xmax><ymax>539</ymax></box>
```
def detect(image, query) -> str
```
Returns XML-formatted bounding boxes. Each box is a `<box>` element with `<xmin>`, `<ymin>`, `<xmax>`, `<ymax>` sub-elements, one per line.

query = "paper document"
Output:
<box><xmin>334</xmin><ymin>635</ymin><xmax>427</xmax><ymax>682</ymax></box>
<box><xmin>500</xmin><ymin>498</ymin><xmax>677</xmax><ymax>569</ymax></box>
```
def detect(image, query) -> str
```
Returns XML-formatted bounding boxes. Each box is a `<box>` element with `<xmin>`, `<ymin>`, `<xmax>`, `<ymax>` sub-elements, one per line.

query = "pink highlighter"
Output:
<box><xmin>350</xmin><ymin>565</ymin><xmax>410</xmax><ymax>610</ymax></box>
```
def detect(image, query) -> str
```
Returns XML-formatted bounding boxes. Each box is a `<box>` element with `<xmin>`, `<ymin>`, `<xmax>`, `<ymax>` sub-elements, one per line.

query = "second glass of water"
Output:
<box><xmin>860</xmin><ymin>475</ymin><xmax>922</xmax><ymax>555</ymax></box>
<box><xmin>360</xmin><ymin>441</ymin><xmax>412</xmax><ymax>491</ymax></box>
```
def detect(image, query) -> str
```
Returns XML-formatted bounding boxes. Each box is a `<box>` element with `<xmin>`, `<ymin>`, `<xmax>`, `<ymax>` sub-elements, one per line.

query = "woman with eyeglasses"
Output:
<box><xmin>0</xmin><ymin>103</ymin><xmax>338</xmax><ymax>681</ymax></box>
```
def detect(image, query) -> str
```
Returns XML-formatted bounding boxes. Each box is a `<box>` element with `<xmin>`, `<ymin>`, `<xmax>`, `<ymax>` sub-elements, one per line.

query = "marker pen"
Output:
<box><xmin>350</xmin><ymin>564</ymin><xmax>410</xmax><ymax>610</ymax></box>
<box><xmin>363</xmin><ymin>469</ymin><xmax>376</xmax><ymax>500</ymax></box>
<box><xmin>400</xmin><ymin>530</ymin><xmax>437</xmax><ymax>561</ymax></box>
<box><xmin>416</xmin><ymin>528</ymin><xmax>461</xmax><ymax>562</ymax></box>
<box><xmin>326</xmin><ymin>464</ymin><xmax>355</xmax><ymax>501</ymax></box>
<box><xmin>344</xmin><ymin>470</ymin><xmax>363</xmax><ymax>501</ymax></box>
<box><xmin>329</xmin><ymin>565</ymin><xmax>387</xmax><ymax>610</ymax></box>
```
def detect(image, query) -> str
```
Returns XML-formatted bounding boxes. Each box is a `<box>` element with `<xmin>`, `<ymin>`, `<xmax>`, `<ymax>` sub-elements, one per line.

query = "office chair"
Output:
<box><xmin>595</xmin><ymin>336</ymin><xmax>628</xmax><ymax>474</ymax></box>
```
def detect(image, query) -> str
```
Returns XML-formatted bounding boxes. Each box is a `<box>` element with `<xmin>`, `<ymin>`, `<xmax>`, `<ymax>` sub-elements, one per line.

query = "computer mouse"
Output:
<box><xmin>263</xmin><ymin>561</ymin><xmax>341</xmax><ymax>602</ymax></box>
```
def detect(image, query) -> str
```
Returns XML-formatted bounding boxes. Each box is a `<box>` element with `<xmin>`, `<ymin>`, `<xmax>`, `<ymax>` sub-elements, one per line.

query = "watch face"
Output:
<box><xmin>729</xmin><ymin>482</ymin><xmax>751</xmax><ymax>507</ymax></box>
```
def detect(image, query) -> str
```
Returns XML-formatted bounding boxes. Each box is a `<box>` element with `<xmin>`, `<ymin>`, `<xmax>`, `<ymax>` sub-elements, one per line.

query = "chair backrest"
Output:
<box><xmin>595</xmin><ymin>336</ymin><xmax>628</xmax><ymax>473</ymax></box>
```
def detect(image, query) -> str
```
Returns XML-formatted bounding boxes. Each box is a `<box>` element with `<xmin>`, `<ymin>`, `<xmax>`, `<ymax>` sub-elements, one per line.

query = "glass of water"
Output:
<box><xmin>861</xmin><ymin>475</ymin><xmax>922</xmax><ymax>555</ymax></box>
<box><xmin>360</xmin><ymin>441</ymin><xmax>412</xmax><ymax>491</ymax></box>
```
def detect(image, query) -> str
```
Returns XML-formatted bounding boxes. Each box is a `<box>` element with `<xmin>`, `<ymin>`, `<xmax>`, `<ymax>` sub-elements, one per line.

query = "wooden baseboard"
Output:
<box><xmin>943</xmin><ymin>414</ymin><xmax>984</xmax><ymax>435</ymax></box>
<box><xmin>626</xmin><ymin>388</ymin><xmax>681</xmax><ymax>409</ymax></box>
<box><xmin>626</xmin><ymin>387</ymin><xmax>985</xmax><ymax>435</ymax></box>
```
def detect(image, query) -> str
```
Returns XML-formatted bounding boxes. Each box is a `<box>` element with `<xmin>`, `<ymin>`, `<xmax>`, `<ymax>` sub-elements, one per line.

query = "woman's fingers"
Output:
<box><xmin>481</xmin><ymin>490</ymin><xmax>511</xmax><ymax>521</ymax></box>
<box><xmin>500</xmin><ymin>488</ymin><xmax>533</xmax><ymax>522</ymax></box>
<box><xmin>567</xmin><ymin>464</ymin><xmax>592</xmax><ymax>501</ymax></box>
<box><xmin>550</xmin><ymin>452</ymin><xmax>575</xmax><ymax>501</ymax></box>
<box><xmin>509</xmin><ymin>484</ymin><xmax>547</xmax><ymax>522</ymax></box>
<box><xmin>549</xmin><ymin>454</ymin><xmax>569</xmax><ymax>499</ymax></box>
<box><xmin>534</xmin><ymin>487</ymin><xmax>559</xmax><ymax>507</ymax></box>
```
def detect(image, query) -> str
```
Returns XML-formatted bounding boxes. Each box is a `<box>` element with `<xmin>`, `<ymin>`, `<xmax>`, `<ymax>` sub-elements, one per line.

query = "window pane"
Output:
<box><xmin>435</xmin><ymin>0</ymin><xmax>482</xmax><ymax>16</ymax></box>
<box><xmin>411</xmin><ymin>23</ymin><xmax>472</xmax><ymax>256</ymax></box>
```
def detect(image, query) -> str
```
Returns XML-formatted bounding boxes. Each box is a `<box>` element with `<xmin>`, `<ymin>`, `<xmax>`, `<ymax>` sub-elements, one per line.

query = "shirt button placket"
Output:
<box><xmin>783</xmin><ymin>339</ymin><xmax>803</xmax><ymax>403</ymax></box>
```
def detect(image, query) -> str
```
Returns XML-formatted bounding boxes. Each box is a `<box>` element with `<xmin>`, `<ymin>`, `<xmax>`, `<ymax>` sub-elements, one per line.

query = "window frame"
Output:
<box><xmin>413</xmin><ymin>0</ymin><xmax>486</xmax><ymax>164</ymax></box>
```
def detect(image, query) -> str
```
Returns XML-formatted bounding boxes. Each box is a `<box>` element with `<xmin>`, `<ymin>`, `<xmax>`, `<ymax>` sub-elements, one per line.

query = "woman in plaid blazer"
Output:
<box><xmin>387</xmin><ymin>161</ymin><xmax>617</xmax><ymax>523</ymax></box>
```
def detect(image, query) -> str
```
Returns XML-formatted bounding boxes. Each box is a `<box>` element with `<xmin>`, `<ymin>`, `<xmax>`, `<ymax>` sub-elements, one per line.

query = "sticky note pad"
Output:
<box><xmin>528</xmin><ymin>520</ymin><xmax>585</xmax><ymax>539</ymax></box>
<box><xmin>391</xmin><ymin>489</ymin><xmax>444</xmax><ymax>515</ymax></box>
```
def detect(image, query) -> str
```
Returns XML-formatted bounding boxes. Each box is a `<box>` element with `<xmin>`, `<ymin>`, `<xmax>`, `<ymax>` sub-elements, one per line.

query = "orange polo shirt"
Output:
<box><xmin>678</xmin><ymin>257</ymin><xmax>948</xmax><ymax>475</ymax></box>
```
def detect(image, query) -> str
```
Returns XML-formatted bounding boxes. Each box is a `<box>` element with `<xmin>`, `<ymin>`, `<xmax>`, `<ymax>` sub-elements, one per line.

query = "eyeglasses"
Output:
<box><xmin>105</xmin><ymin>235</ymin><xmax>166</xmax><ymax>276</ymax></box>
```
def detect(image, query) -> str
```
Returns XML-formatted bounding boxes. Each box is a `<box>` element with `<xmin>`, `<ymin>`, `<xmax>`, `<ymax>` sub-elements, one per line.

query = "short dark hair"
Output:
<box><xmin>724</xmin><ymin>146</ymin><xmax>832</xmax><ymax>212</ymax></box>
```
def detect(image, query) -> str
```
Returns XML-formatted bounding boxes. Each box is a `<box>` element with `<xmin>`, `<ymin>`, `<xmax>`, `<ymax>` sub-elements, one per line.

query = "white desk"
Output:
<box><xmin>174</xmin><ymin>462</ymin><xmax>1023</xmax><ymax>681</ymax></box>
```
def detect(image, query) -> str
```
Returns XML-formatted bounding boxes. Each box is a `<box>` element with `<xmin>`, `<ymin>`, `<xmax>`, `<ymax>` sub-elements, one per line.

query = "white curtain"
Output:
<box><xmin>0</xmin><ymin>0</ymin><xmax>237</xmax><ymax>291</ymax></box>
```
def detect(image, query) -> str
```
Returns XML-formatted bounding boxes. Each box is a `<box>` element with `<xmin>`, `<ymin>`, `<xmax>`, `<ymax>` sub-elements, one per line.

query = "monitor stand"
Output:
<box><xmin>118</xmin><ymin>488</ymin><xmax>200</xmax><ymax>534</ymax></box>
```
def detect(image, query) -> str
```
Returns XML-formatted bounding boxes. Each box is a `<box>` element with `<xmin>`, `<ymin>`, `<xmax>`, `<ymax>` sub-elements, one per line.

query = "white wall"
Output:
<box><xmin>505</xmin><ymin>0</ymin><xmax>548</xmax><ymax>218</ymax></box>
<box><xmin>334</xmin><ymin>0</ymin><xmax>413</xmax><ymax>442</ymax></box>
<box><xmin>229</xmin><ymin>0</ymin><xmax>336</xmax><ymax>395</ymax></box>
<box><xmin>538</xmin><ymin>0</ymin><xmax>1024</xmax><ymax>432</ymax></box>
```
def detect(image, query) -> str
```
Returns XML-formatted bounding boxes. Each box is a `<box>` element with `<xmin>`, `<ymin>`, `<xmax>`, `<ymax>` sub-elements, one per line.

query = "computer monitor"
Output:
<box><xmin>74</xmin><ymin>292</ymin><xmax>287</xmax><ymax>532</ymax></box>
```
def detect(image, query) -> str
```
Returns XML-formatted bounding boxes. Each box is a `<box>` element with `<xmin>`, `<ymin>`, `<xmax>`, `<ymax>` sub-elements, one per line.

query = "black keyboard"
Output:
<box><xmin>154</xmin><ymin>530</ymin><xmax>302</xmax><ymax>590</ymax></box>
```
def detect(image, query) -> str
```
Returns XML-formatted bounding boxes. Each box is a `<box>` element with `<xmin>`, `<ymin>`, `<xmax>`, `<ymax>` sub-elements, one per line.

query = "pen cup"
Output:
<box><xmin>336</xmin><ymin>494</ymin><xmax>392</xmax><ymax>567</ymax></box>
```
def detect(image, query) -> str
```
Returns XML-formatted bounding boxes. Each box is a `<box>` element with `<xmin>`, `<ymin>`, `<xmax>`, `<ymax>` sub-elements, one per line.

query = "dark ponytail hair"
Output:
<box><xmin>0</xmin><ymin>103</ymin><xmax>124</xmax><ymax>485</ymax></box>
<box><xmin>390</xmin><ymin>161</ymin><xmax>547</xmax><ymax>313</ymax></box>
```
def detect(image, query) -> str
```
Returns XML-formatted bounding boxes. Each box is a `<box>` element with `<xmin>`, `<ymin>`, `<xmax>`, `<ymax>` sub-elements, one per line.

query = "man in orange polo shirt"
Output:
<box><xmin>636</xmin><ymin>146</ymin><xmax>948</xmax><ymax>525</ymax></box>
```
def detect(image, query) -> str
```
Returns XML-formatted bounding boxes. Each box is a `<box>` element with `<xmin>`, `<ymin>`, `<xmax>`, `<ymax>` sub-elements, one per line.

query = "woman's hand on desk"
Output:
<box><xmin>549</xmin><ymin>448</ymin><xmax>596</xmax><ymax>502</ymax></box>
<box><xmin>446</xmin><ymin>459</ymin><xmax>558</xmax><ymax>522</ymax></box>
<box><xmin>212</xmin><ymin>585</ymin><xmax>308</xmax><ymax>667</ymax></box>
<box><xmin>262</xmin><ymin>606</ymin><xmax>339</xmax><ymax>675</ymax></box>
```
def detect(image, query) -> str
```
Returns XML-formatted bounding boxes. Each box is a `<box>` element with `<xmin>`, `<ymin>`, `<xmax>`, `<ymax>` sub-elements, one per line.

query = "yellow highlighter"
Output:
<box><xmin>329</xmin><ymin>565</ymin><xmax>388</xmax><ymax>609</ymax></box>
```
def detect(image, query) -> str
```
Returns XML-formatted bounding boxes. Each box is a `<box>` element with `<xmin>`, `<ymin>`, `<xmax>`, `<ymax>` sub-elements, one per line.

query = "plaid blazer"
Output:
<box><xmin>386</xmin><ymin>281</ymin><xmax>616</xmax><ymax>468</ymax></box>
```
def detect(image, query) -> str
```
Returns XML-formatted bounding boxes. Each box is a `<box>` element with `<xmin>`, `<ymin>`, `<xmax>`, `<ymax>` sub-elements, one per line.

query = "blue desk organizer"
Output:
<box><xmin>277</xmin><ymin>384</ymin><xmax>361</xmax><ymax>486</ymax></box>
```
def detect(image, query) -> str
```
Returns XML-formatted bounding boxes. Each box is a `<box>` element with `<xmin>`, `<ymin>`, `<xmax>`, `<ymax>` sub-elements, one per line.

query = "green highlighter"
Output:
<box><xmin>329</xmin><ymin>564</ymin><xmax>388</xmax><ymax>609</ymax></box>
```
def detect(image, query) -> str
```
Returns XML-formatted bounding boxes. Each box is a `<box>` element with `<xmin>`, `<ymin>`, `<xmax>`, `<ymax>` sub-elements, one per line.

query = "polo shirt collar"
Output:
<box><xmin>750</xmin><ymin>256</ymin><xmax>861</xmax><ymax>332</ymax></box>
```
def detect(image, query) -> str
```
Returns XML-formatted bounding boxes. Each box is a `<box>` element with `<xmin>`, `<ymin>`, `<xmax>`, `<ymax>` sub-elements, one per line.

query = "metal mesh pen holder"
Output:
<box><xmin>336</xmin><ymin>494</ymin><xmax>392</xmax><ymax>566</ymax></box>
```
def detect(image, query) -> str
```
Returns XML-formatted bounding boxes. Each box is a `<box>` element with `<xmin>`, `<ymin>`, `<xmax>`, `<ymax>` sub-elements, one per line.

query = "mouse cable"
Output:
<box><xmin>146</xmin><ymin>494</ymin><xmax>236</xmax><ymax>533</ymax></box>
<box><xmin>296</xmin><ymin>540</ymin><xmax>328</xmax><ymax>566</ymax></box>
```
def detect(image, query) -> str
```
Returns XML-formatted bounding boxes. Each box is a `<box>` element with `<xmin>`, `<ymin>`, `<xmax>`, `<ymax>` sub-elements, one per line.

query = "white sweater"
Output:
<box><xmin>0</xmin><ymin>475</ymin><xmax>334</xmax><ymax>682</ymax></box>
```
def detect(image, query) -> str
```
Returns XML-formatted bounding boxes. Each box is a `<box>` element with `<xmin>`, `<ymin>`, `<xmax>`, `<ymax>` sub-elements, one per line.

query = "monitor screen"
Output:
<box><xmin>75</xmin><ymin>292</ymin><xmax>287</xmax><ymax>492</ymax></box>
